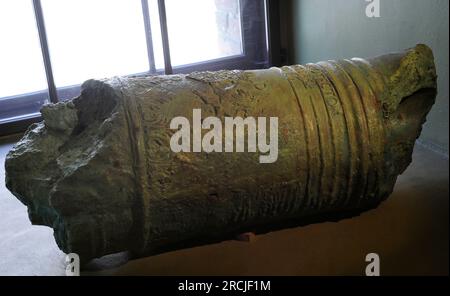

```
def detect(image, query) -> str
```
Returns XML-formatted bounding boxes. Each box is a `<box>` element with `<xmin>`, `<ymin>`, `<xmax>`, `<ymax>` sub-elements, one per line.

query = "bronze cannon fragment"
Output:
<box><xmin>5</xmin><ymin>45</ymin><xmax>437</xmax><ymax>261</ymax></box>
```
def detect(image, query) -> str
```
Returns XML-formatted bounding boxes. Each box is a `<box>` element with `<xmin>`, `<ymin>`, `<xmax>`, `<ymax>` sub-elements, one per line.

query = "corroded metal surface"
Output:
<box><xmin>5</xmin><ymin>45</ymin><xmax>437</xmax><ymax>261</ymax></box>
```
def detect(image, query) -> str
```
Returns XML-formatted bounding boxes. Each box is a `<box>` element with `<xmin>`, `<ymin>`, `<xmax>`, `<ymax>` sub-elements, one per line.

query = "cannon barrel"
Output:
<box><xmin>5</xmin><ymin>44</ymin><xmax>437</xmax><ymax>261</ymax></box>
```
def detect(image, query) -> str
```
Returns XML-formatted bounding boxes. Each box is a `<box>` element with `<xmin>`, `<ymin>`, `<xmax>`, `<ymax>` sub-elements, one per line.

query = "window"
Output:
<box><xmin>0</xmin><ymin>1</ymin><xmax>49</xmax><ymax>124</ymax></box>
<box><xmin>0</xmin><ymin>0</ymin><xmax>269</xmax><ymax>135</ymax></box>
<box><xmin>40</xmin><ymin>0</ymin><xmax>153</xmax><ymax>100</ymax></box>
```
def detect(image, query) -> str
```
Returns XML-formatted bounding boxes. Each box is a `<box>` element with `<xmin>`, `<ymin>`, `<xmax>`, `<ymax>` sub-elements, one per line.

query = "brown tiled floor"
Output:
<box><xmin>0</xmin><ymin>135</ymin><xmax>448</xmax><ymax>275</ymax></box>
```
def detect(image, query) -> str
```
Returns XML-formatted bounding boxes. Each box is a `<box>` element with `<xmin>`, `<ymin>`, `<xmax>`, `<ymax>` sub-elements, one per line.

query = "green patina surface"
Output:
<box><xmin>5</xmin><ymin>45</ymin><xmax>437</xmax><ymax>262</ymax></box>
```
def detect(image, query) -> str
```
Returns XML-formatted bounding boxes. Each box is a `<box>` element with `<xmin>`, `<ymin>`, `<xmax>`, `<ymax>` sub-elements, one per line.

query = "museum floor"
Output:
<box><xmin>0</xmin><ymin>134</ymin><xmax>448</xmax><ymax>276</ymax></box>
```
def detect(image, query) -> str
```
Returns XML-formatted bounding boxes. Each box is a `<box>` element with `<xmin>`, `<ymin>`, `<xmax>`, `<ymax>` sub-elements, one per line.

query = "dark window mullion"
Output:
<box><xmin>32</xmin><ymin>0</ymin><xmax>58</xmax><ymax>104</ymax></box>
<box><xmin>157</xmin><ymin>0</ymin><xmax>173</xmax><ymax>74</ymax></box>
<box><xmin>141</xmin><ymin>0</ymin><xmax>157</xmax><ymax>74</ymax></box>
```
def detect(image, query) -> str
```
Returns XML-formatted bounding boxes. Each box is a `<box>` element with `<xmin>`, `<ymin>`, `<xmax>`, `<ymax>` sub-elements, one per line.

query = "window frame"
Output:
<box><xmin>0</xmin><ymin>0</ymin><xmax>278</xmax><ymax>136</ymax></box>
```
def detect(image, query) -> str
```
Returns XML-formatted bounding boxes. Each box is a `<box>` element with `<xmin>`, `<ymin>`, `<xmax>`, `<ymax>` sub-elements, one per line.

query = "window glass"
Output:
<box><xmin>0</xmin><ymin>1</ymin><xmax>48</xmax><ymax>98</ymax></box>
<box><xmin>41</xmin><ymin>0</ymin><xmax>150</xmax><ymax>91</ymax></box>
<box><xmin>165</xmin><ymin>0</ymin><xmax>243</xmax><ymax>67</ymax></box>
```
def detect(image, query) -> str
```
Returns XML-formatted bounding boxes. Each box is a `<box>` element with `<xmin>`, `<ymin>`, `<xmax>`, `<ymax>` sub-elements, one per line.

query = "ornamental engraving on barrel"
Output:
<box><xmin>5</xmin><ymin>45</ymin><xmax>437</xmax><ymax>261</ymax></box>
